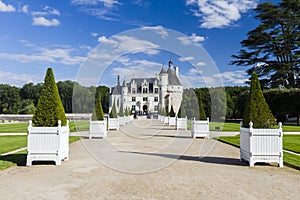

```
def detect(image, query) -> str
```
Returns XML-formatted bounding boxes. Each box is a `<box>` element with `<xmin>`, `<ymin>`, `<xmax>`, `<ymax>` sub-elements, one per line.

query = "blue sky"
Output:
<box><xmin>0</xmin><ymin>0</ymin><xmax>277</xmax><ymax>87</ymax></box>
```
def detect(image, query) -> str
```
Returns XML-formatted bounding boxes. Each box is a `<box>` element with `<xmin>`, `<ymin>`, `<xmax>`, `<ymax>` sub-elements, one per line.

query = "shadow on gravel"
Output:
<box><xmin>121</xmin><ymin>151</ymin><xmax>246</xmax><ymax>166</ymax></box>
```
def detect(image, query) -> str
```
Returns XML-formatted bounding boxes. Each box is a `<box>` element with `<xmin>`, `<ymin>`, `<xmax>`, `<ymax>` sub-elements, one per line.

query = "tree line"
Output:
<box><xmin>1</xmin><ymin>81</ymin><xmax>299</xmax><ymax>123</ymax></box>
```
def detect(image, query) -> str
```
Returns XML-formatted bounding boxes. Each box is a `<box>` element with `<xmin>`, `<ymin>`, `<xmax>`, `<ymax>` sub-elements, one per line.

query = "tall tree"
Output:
<box><xmin>32</xmin><ymin>68</ymin><xmax>67</xmax><ymax>127</ymax></box>
<box><xmin>231</xmin><ymin>0</ymin><xmax>300</xmax><ymax>88</ymax></box>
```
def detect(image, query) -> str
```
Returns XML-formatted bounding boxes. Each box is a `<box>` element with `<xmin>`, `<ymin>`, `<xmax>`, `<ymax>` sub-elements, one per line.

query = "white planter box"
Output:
<box><xmin>158</xmin><ymin>115</ymin><xmax>161</xmax><ymax>121</ymax></box>
<box><xmin>191</xmin><ymin>118</ymin><xmax>209</xmax><ymax>138</ymax></box>
<box><xmin>240</xmin><ymin>122</ymin><xmax>283</xmax><ymax>167</ymax></box>
<box><xmin>118</xmin><ymin>116</ymin><xmax>126</xmax><ymax>126</ymax></box>
<box><xmin>176</xmin><ymin>117</ymin><xmax>187</xmax><ymax>130</ymax></box>
<box><xmin>160</xmin><ymin>116</ymin><xmax>164</xmax><ymax>122</ymax></box>
<box><xmin>89</xmin><ymin>119</ymin><xmax>107</xmax><ymax>139</ymax></box>
<box><xmin>169</xmin><ymin>117</ymin><xmax>176</xmax><ymax>126</ymax></box>
<box><xmin>26</xmin><ymin>120</ymin><xmax>69</xmax><ymax>166</ymax></box>
<box><xmin>164</xmin><ymin>116</ymin><xmax>169</xmax><ymax>124</ymax></box>
<box><xmin>108</xmin><ymin>118</ymin><xmax>119</xmax><ymax>130</ymax></box>
<box><xmin>130</xmin><ymin>115</ymin><xmax>134</xmax><ymax>121</ymax></box>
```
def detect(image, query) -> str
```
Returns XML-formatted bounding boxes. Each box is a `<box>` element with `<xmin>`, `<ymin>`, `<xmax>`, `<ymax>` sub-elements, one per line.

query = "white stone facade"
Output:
<box><xmin>110</xmin><ymin>59</ymin><xmax>183</xmax><ymax>115</ymax></box>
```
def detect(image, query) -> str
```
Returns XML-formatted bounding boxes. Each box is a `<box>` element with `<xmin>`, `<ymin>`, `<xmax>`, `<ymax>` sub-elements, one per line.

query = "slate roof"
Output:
<box><xmin>167</xmin><ymin>66</ymin><xmax>181</xmax><ymax>85</ymax></box>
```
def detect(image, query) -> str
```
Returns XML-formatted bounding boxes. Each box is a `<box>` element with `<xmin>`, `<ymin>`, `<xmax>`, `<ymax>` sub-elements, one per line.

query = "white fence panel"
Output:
<box><xmin>169</xmin><ymin>117</ymin><xmax>176</xmax><ymax>126</ymax></box>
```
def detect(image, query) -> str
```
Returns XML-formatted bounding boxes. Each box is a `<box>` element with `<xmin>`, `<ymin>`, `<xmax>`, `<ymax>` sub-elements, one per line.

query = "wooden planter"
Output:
<box><xmin>169</xmin><ymin>117</ymin><xmax>176</xmax><ymax>126</ymax></box>
<box><xmin>240</xmin><ymin>122</ymin><xmax>283</xmax><ymax>167</ymax></box>
<box><xmin>89</xmin><ymin>119</ymin><xmax>107</xmax><ymax>139</ymax></box>
<box><xmin>176</xmin><ymin>117</ymin><xmax>187</xmax><ymax>130</ymax></box>
<box><xmin>108</xmin><ymin>118</ymin><xmax>119</xmax><ymax>130</ymax></box>
<box><xmin>26</xmin><ymin>120</ymin><xmax>69</xmax><ymax>166</ymax></box>
<box><xmin>191</xmin><ymin>118</ymin><xmax>209</xmax><ymax>138</ymax></box>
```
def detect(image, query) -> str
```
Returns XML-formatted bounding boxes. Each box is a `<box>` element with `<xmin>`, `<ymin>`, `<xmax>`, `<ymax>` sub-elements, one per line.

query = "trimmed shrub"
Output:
<box><xmin>32</xmin><ymin>68</ymin><xmax>67</xmax><ymax>127</ymax></box>
<box><xmin>169</xmin><ymin>105</ymin><xmax>176</xmax><ymax>117</ymax></box>
<box><xmin>109</xmin><ymin>99</ymin><xmax>118</xmax><ymax>118</ymax></box>
<box><xmin>242</xmin><ymin>73</ymin><xmax>276</xmax><ymax>128</ymax></box>
<box><xmin>91</xmin><ymin>87</ymin><xmax>104</xmax><ymax>121</ymax></box>
<box><xmin>199</xmin><ymin>97</ymin><xmax>207</xmax><ymax>120</ymax></box>
<box><xmin>118</xmin><ymin>103</ymin><xmax>124</xmax><ymax>117</ymax></box>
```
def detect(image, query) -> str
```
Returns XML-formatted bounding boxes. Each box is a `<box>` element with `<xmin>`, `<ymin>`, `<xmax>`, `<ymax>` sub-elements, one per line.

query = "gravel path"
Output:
<box><xmin>0</xmin><ymin>119</ymin><xmax>299</xmax><ymax>199</ymax></box>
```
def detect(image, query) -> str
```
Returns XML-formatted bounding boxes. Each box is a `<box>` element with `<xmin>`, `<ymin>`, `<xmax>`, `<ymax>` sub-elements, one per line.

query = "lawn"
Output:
<box><xmin>0</xmin><ymin>136</ymin><xmax>80</xmax><ymax>171</ymax></box>
<box><xmin>218</xmin><ymin>135</ymin><xmax>300</xmax><ymax>169</ymax></box>
<box><xmin>0</xmin><ymin>120</ymin><xmax>90</xmax><ymax>133</ymax></box>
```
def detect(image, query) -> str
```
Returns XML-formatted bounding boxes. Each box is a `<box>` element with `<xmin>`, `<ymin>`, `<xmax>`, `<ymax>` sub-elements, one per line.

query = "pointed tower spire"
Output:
<box><xmin>117</xmin><ymin>75</ymin><xmax>120</xmax><ymax>86</ymax></box>
<box><xmin>168</xmin><ymin>56</ymin><xmax>173</xmax><ymax>68</ymax></box>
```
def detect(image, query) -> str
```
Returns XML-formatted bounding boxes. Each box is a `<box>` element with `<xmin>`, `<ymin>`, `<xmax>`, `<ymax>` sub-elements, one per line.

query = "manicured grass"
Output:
<box><xmin>0</xmin><ymin>123</ymin><xmax>27</xmax><ymax>133</ymax></box>
<box><xmin>0</xmin><ymin>135</ymin><xmax>27</xmax><ymax>154</ymax></box>
<box><xmin>69</xmin><ymin>120</ymin><xmax>89</xmax><ymax>132</ymax></box>
<box><xmin>210</xmin><ymin>122</ymin><xmax>240</xmax><ymax>132</ymax></box>
<box><xmin>0</xmin><ymin>120</ymin><xmax>90</xmax><ymax>133</ymax></box>
<box><xmin>283</xmin><ymin>135</ymin><xmax>300</xmax><ymax>154</ymax></box>
<box><xmin>0</xmin><ymin>136</ymin><xmax>80</xmax><ymax>171</ymax></box>
<box><xmin>218</xmin><ymin>135</ymin><xmax>300</xmax><ymax>169</ymax></box>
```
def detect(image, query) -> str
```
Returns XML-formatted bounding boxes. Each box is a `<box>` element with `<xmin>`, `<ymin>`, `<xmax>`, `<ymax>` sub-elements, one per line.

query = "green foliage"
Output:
<box><xmin>231</xmin><ymin>0</ymin><xmax>300</xmax><ymax>88</ymax></box>
<box><xmin>118</xmin><ymin>103</ymin><xmax>124</xmax><ymax>117</ymax></box>
<box><xmin>91</xmin><ymin>87</ymin><xmax>104</xmax><ymax>121</ymax></box>
<box><xmin>109</xmin><ymin>99</ymin><xmax>118</xmax><ymax>118</ymax></box>
<box><xmin>32</xmin><ymin>68</ymin><xmax>67</xmax><ymax>127</ymax></box>
<box><xmin>169</xmin><ymin>105</ymin><xmax>175</xmax><ymax>117</ymax></box>
<box><xmin>199</xmin><ymin>97</ymin><xmax>207</xmax><ymax>120</ymax></box>
<box><xmin>125</xmin><ymin>107</ymin><xmax>129</xmax><ymax>116</ymax></box>
<box><xmin>177</xmin><ymin>105</ymin><xmax>182</xmax><ymax>118</ymax></box>
<box><xmin>129</xmin><ymin>108</ymin><xmax>133</xmax><ymax>115</ymax></box>
<box><xmin>242</xmin><ymin>73</ymin><xmax>276</xmax><ymax>128</ymax></box>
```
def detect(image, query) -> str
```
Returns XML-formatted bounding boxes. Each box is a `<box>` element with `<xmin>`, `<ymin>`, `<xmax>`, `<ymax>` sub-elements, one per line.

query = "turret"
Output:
<box><xmin>159</xmin><ymin>64</ymin><xmax>168</xmax><ymax>86</ymax></box>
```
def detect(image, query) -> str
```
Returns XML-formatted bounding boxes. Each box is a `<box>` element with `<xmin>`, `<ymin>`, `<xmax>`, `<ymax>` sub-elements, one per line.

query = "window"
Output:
<box><xmin>143</xmin><ymin>88</ymin><xmax>148</xmax><ymax>93</ymax></box>
<box><xmin>132</xmin><ymin>97</ymin><xmax>136</xmax><ymax>102</ymax></box>
<box><xmin>132</xmin><ymin>105</ymin><xmax>136</xmax><ymax>111</ymax></box>
<box><xmin>154</xmin><ymin>97</ymin><xmax>158</xmax><ymax>102</ymax></box>
<box><xmin>154</xmin><ymin>88</ymin><xmax>158</xmax><ymax>93</ymax></box>
<box><xmin>132</xmin><ymin>88</ymin><xmax>136</xmax><ymax>94</ymax></box>
<box><xmin>154</xmin><ymin>105</ymin><xmax>158</xmax><ymax>111</ymax></box>
<box><xmin>143</xmin><ymin>97</ymin><xmax>148</xmax><ymax>101</ymax></box>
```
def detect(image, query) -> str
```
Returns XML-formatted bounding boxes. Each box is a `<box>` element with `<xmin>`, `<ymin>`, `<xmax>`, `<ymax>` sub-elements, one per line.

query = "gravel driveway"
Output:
<box><xmin>0</xmin><ymin>119</ymin><xmax>299</xmax><ymax>199</ymax></box>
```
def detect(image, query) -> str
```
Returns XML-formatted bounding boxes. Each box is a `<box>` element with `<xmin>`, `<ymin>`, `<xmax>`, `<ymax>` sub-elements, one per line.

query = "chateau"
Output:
<box><xmin>109</xmin><ymin>59</ymin><xmax>183</xmax><ymax>115</ymax></box>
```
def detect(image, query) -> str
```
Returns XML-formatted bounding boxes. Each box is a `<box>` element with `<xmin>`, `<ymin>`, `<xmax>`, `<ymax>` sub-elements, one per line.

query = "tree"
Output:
<box><xmin>109</xmin><ymin>99</ymin><xmax>118</xmax><ymax>118</ymax></box>
<box><xmin>169</xmin><ymin>105</ymin><xmax>175</xmax><ymax>117</ymax></box>
<box><xmin>231</xmin><ymin>0</ymin><xmax>300</xmax><ymax>88</ymax></box>
<box><xmin>242</xmin><ymin>73</ymin><xmax>276</xmax><ymax>128</ymax></box>
<box><xmin>32</xmin><ymin>68</ymin><xmax>67</xmax><ymax>127</ymax></box>
<box><xmin>91</xmin><ymin>87</ymin><xmax>104</xmax><ymax>121</ymax></box>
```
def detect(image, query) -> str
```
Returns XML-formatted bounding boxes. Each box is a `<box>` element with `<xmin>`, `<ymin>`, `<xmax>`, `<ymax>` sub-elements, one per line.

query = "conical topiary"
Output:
<box><xmin>199</xmin><ymin>98</ymin><xmax>207</xmax><ymax>120</ymax></box>
<box><xmin>177</xmin><ymin>105</ymin><xmax>182</xmax><ymax>118</ymax></box>
<box><xmin>32</xmin><ymin>68</ymin><xmax>67</xmax><ymax>127</ymax></box>
<box><xmin>91</xmin><ymin>87</ymin><xmax>104</xmax><ymax>121</ymax></box>
<box><xmin>169</xmin><ymin>105</ymin><xmax>176</xmax><ymax>117</ymax></box>
<box><xmin>118</xmin><ymin>103</ymin><xmax>124</xmax><ymax>117</ymax></box>
<box><xmin>242</xmin><ymin>73</ymin><xmax>276</xmax><ymax>128</ymax></box>
<box><xmin>109</xmin><ymin>99</ymin><xmax>118</xmax><ymax>118</ymax></box>
<box><xmin>125</xmin><ymin>107</ymin><xmax>129</xmax><ymax>116</ymax></box>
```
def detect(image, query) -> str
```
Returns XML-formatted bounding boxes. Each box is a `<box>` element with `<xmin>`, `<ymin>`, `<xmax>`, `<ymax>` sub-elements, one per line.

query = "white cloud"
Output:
<box><xmin>0</xmin><ymin>70</ymin><xmax>41</xmax><ymax>86</ymax></box>
<box><xmin>71</xmin><ymin>0</ymin><xmax>121</xmax><ymax>8</ymax></box>
<box><xmin>0</xmin><ymin>0</ymin><xmax>15</xmax><ymax>12</ymax></box>
<box><xmin>178</xmin><ymin>33</ymin><xmax>205</xmax><ymax>46</ymax></box>
<box><xmin>186</xmin><ymin>0</ymin><xmax>258</xmax><ymax>28</ymax></box>
<box><xmin>98</xmin><ymin>35</ymin><xmax>160</xmax><ymax>55</ymax></box>
<box><xmin>0</xmin><ymin>46</ymin><xmax>85</xmax><ymax>66</ymax></box>
<box><xmin>91</xmin><ymin>32</ymin><xmax>99</xmax><ymax>37</ymax></box>
<box><xmin>21</xmin><ymin>5</ymin><xmax>29</xmax><ymax>14</ymax></box>
<box><xmin>214</xmin><ymin>70</ymin><xmax>248</xmax><ymax>85</ymax></box>
<box><xmin>179</xmin><ymin>56</ymin><xmax>194</xmax><ymax>62</ymax></box>
<box><xmin>32</xmin><ymin>17</ymin><xmax>60</xmax><ymax>27</ymax></box>
<box><xmin>196</xmin><ymin>61</ymin><xmax>206</xmax><ymax>67</ymax></box>
<box><xmin>141</xmin><ymin>26</ymin><xmax>168</xmax><ymax>38</ymax></box>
